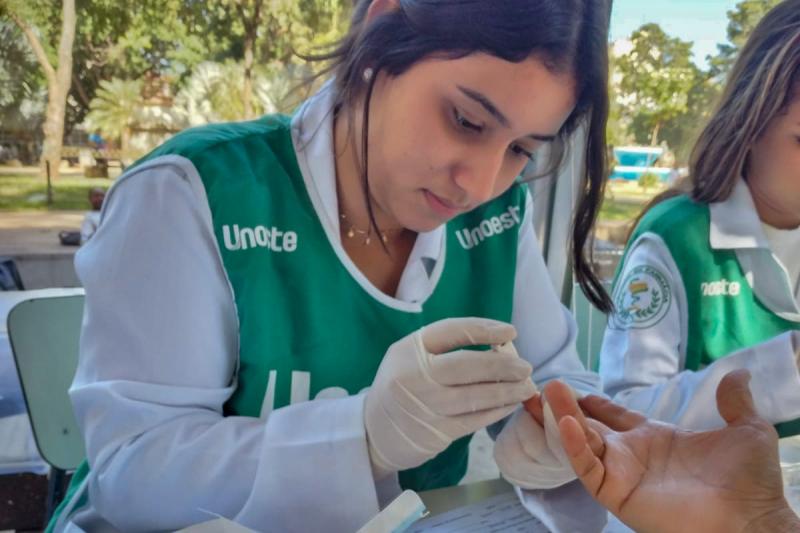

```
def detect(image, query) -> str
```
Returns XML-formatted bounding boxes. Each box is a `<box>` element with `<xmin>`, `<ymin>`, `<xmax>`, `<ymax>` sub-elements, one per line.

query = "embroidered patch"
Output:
<box><xmin>610</xmin><ymin>264</ymin><xmax>672</xmax><ymax>330</ymax></box>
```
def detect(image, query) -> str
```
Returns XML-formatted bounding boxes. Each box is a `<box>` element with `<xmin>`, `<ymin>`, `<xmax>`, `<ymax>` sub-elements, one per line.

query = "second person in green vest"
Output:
<box><xmin>600</xmin><ymin>0</ymin><xmax>800</xmax><ymax>435</ymax></box>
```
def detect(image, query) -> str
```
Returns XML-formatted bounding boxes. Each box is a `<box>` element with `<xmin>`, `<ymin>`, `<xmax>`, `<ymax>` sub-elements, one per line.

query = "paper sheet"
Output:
<box><xmin>408</xmin><ymin>491</ymin><xmax>550</xmax><ymax>532</ymax></box>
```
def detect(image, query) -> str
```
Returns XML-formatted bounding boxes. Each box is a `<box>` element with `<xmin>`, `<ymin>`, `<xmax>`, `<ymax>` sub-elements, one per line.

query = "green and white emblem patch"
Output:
<box><xmin>610</xmin><ymin>264</ymin><xmax>672</xmax><ymax>330</ymax></box>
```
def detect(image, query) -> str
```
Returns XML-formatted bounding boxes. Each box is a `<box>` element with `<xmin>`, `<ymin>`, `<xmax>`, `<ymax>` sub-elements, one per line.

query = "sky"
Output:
<box><xmin>610</xmin><ymin>0</ymin><xmax>742</xmax><ymax>68</ymax></box>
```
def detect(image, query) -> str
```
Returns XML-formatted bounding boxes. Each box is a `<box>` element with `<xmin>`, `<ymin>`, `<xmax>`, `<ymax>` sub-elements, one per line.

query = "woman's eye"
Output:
<box><xmin>454</xmin><ymin>109</ymin><xmax>483</xmax><ymax>133</ymax></box>
<box><xmin>509</xmin><ymin>144</ymin><xmax>534</xmax><ymax>161</ymax></box>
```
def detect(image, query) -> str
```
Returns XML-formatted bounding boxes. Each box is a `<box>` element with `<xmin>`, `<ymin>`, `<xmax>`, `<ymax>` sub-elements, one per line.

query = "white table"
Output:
<box><xmin>0</xmin><ymin>288</ymin><xmax>83</xmax><ymax>475</ymax></box>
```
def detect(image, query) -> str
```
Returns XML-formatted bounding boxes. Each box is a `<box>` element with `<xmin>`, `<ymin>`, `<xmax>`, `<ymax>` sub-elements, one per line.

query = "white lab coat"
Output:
<box><xmin>600</xmin><ymin>178</ymin><xmax>800</xmax><ymax>430</ymax></box>
<box><xmin>56</xmin><ymin>83</ymin><xmax>602</xmax><ymax>532</ymax></box>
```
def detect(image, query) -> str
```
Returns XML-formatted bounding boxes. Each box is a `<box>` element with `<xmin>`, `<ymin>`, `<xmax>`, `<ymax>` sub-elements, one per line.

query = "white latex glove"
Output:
<box><xmin>365</xmin><ymin>317</ymin><xmax>537</xmax><ymax>480</ymax></box>
<box><xmin>493</xmin><ymin>382</ymin><xmax>579</xmax><ymax>490</ymax></box>
<box><xmin>793</xmin><ymin>331</ymin><xmax>800</xmax><ymax>366</ymax></box>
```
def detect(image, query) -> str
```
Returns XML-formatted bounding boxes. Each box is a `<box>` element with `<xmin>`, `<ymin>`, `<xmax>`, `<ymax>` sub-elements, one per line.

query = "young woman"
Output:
<box><xmin>50</xmin><ymin>0</ymin><xmax>612</xmax><ymax>530</ymax></box>
<box><xmin>600</xmin><ymin>0</ymin><xmax>800</xmax><ymax>435</ymax></box>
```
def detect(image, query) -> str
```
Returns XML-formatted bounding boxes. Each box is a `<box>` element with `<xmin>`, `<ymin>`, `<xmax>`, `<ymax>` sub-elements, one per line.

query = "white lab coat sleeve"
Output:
<box><xmin>511</xmin><ymin>189</ymin><xmax>602</xmax><ymax>397</ymax></box>
<box><xmin>69</xmin><ymin>155</ymin><xmax>379</xmax><ymax>532</ymax></box>
<box><xmin>599</xmin><ymin>234</ymin><xmax>800</xmax><ymax>429</ymax></box>
<box><xmin>507</xmin><ymin>189</ymin><xmax>608</xmax><ymax>532</ymax></box>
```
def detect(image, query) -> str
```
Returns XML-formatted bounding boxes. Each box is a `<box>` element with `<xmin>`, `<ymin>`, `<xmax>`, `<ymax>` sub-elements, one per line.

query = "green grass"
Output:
<box><xmin>0</xmin><ymin>174</ymin><xmax>113</xmax><ymax>211</ymax></box>
<box><xmin>598</xmin><ymin>181</ymin><xmax>662</xmax><ymax>223</ymax></box>
<box><xmin>599</xmin><ymin>198</ymin><xmax>647</xmax><ymax>222</ymax></box>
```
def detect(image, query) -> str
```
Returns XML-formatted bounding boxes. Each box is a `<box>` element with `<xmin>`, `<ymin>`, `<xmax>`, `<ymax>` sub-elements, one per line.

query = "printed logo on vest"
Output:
<box><xmin>222</xmin><ymin>224</ymin><xmax>298</xmax><ymax>252</ymax></box>
<box><xmin>610</xmin><ymin>265</ymin><xmax>672</xmax><ymax>330</ymax></box>
<box><xmin>259</xmin><ymin>370</ymin><xmax>367</xmax><ymax>418</ymax></box>
<box><xmin>455</xmin><ymin>205</ymin><xmax>521</xmax><ymax>250</ymax></box>
<box><xmin>700</xmin><ymin>279</ymin><xmax>741</xmax><ymax>297</ymax></box>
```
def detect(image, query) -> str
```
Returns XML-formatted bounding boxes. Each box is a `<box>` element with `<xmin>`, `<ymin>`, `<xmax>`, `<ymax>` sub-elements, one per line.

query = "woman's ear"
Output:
<box><xmin>365</xmin><ymin>0</ymin><xmax>400</xmax><ymax>25</ymax></box>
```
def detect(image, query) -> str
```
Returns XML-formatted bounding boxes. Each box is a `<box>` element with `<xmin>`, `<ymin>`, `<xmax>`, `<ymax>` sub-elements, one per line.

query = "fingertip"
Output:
<box><xmin>542</xmin><ymin>379</ymin><xmax>571</xmax><ymax>401</ymax></box>
<box><xmin>558</xmin><ymin>415</ymin><xmax>586</xmax><ymax>457</ymax></box>
<box><xmin>725</xmin><ymin>368</ymin><xmax>752</xmax><ymax>386</ymax></box>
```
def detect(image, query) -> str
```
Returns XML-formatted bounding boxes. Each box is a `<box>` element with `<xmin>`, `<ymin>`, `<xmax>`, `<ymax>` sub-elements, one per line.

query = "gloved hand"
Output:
<box><xmin>365</xmin><ymin>317</ymin><xmax>537</xmax><ymax>480</ymax></box>
<box><xmin>493</xmin><ymin>382</ymin><xmax>580</xmax><ymax>490</ymax></box>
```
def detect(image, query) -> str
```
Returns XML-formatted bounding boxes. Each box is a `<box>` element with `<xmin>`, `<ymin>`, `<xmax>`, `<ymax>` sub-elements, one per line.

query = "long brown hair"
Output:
<box><xmin>305</xmin><ymin>0</ymin><xmax>614</xmax><ymax>311</ymax></box>
<box><xmin>634</xmin><ymin>0</ymin><xmax>800</xmax><ymax>231</ymax></box>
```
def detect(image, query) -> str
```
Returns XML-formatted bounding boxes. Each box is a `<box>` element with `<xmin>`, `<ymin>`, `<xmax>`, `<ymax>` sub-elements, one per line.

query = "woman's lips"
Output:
<box><xmin>424</xmin><ymin>190</ymin><xmax>464</xmax><ymax>219</ymax></box>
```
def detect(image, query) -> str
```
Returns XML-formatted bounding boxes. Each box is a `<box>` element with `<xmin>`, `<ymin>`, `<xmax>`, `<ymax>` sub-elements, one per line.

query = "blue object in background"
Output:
<box><xmin>610</xmin><ymin>146</ymin><xmax>672</xmax><ymax>181</ymax></box>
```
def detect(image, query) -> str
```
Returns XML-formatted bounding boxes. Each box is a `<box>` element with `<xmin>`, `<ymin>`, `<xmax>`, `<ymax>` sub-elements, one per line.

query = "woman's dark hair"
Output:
<box><xmin>307</xmin><ymin>0</ymin><xmax>612</xmax><ymax>311</ymax></box>
<box><xmin>691</xmin><ymin>0</ymin><xmax>800</xmax><ymax>202</ymax></box>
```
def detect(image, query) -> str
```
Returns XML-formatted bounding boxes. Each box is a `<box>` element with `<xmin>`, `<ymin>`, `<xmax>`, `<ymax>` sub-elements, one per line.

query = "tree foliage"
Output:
<box><xmin>708</xmin><ymin>0</ymin><xmax>783</xmax><ymax>78</ymax></box>
<box><xmin>616</xmin><ymin>23</ymin><xmax>699</xmax><ymax>147</ymax></box>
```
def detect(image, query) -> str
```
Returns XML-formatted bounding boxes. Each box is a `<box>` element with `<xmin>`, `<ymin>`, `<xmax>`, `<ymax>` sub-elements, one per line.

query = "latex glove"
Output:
<box><xmin>493</xmin><ymin>382</ymin><xmax>579</xmax><ymax>490</ymax></box>
<box><xmin>365</xmin><ymin>317</ymin><xmax>537</xmax><ymax>480</ymax></box>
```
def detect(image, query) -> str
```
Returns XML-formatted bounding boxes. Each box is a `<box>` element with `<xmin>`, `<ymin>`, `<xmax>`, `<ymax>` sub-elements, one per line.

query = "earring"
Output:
<box><xmin>363</xmin><ymin>67</ymin><xmax>374</xmax><ymax>82</ymax></box>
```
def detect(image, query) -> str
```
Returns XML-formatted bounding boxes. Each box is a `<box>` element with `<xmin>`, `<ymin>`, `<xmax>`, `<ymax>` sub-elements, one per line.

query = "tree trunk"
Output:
<box><xmin>39</xmin><ymin>1</ymin><xmax>77</xmax><ymax>179</ymax></box>
<box><xmin>12</xmin><ymin>0</ymin><xmax>77</xmax><ymax>180</ymax></box>
<box><xmin>650</xmin><ymin>121</ymin><xmax>661</xmax><ymax>147</ymax></box>
<box><xmin>243</xmin><ymin>33</ymin><xmax>254</xmax><ymax>120</ymax></box>
<box><xmin>238</xmin><ymin>0</ymin><xmax>263</xmax><ymax>120</ymax></box>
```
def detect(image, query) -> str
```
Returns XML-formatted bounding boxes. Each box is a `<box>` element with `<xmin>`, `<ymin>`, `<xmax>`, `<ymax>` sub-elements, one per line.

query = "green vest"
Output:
<box><xmin>50</xmin><ymin>115</ymin><xmax>526</xmax><ymax>529</ymax></box>
<box><xmin>621</xmin><ymin>195</ymin><xmax>800</xmax><ymax>436</ymax></box>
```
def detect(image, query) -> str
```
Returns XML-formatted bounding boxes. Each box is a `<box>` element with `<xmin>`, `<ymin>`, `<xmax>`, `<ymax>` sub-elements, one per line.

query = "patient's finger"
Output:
<box><xmin>543</xmin><ymin>381</ymin><xmax>605</xmax><ymax>456</ymax></box>
<box><xmin>523</xmin><ymin>394</ymin><xmax>545</xmax><ymax>426</ymax></box>
<box><xmin>558</xmin><ymin>416</ymin><xmax>605</xmax><ymax>497</ymax></box>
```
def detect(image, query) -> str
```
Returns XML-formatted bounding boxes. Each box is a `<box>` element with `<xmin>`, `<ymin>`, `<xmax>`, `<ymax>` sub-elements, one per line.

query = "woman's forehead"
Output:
<box><xmin>410</xmin><ymin>54</ymin><xmax>577</xmax><ymax>133</ymax></box>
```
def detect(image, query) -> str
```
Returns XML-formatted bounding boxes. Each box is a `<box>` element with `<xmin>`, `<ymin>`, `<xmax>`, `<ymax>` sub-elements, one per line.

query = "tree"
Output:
<box><xmin>67</xmin><ymin>0</ymin><xmax>234</xmax><ymax>131</ymax></box>
<box><xmin>2</xmin><ymin>0</ymin><xmax>354</xmax><ymax>167</ymax></box>
<box><xmin>0</xmin><ymin>21</ymin><xmax>46</xmax><ymax>139</ymax></box>
<box><xmin>616</xmin><ymin>23</ymin><xmax>699</xmax><ymax>147</ymax></box>
<box><xmin>209</xmin><ymin>0</ymin><xmax>351</xmax><ymax>119</ymax></box>
<box><xmin>2</xmin><ymin>1</ymin><xmax>239</xmax><ymax>142</ymax></box>
<box><xmin>222</xmin><ymin>0</ymin><xmax>266</xmax><ymax>120</ymax></box>
<box><xmin>606</xmin><ymin>45</ymin><xmax>632</xmax><ymax>148</ymax></box>
<box><xmin>85</xmin><ymin>78</ymin><xmax>143</xmax><ymax>157</ymax></box>
<box><xmin>2</xmin><ymin>0</ymin><xmax>76</xmax><ymax>179</ymax></box>
<box><xmin>655</xmin><ymin>73</ymin><xmax>721</xmax><ymax>164</ymax></box>
<box><xmin>708</xmin><ymin>0</ymin><xmax>783</xmax><ymax>78</ymax></box>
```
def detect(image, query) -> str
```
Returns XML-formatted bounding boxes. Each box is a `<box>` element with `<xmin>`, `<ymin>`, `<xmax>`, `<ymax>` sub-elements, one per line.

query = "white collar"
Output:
<box><xmin>709</xmin><ymin>178</ymin><xmax>770</xmax><ymax>250</ymax></box>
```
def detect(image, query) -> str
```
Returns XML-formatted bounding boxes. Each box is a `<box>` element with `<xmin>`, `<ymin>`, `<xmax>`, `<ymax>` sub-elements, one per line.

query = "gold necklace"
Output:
<box><xmin>339</xmin><ymin>212</ymin><xmax>404</xmax><ymax>245</ymax></box>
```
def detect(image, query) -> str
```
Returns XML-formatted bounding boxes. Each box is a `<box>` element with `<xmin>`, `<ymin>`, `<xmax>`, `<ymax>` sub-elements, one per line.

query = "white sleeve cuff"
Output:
<box><xmin>673</xmin><ymin>331</ymin><xmax>800</xmax><ymax>428</ymax></box>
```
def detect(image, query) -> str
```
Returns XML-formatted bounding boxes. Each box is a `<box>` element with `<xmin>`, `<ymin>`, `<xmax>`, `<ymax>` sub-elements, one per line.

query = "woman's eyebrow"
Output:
<box><xmin>458</xmin><ymin>85</ymin><xmax>511</xmax><ymax>127</ymax></box>
<box><xmin>458</xmin><ymin>85</ymin><xmax>557</xmax><ymax>142</ymax></box>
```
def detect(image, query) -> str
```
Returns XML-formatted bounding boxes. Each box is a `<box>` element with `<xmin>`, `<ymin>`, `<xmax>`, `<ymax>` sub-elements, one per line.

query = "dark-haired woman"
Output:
<box><xmin>50</xmin><ymin>0</ymin><xmax>612</xmax><ymax>530</ymax></box>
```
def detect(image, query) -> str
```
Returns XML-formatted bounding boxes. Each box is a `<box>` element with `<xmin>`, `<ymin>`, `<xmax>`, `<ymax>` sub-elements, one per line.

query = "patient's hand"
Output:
<box><xmin>545</xmin><ymin>371</ymin><xmax>796</xmax><ymax>533</ymax></box>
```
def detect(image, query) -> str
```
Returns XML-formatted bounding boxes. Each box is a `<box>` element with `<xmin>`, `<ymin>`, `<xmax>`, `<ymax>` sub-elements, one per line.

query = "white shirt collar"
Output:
<box><xmin>709</xmin><ymin>178</ymin><xmax>770</xmax><ymax>250</ymax></box>
<box><xmin>290</xmin><ymin>81</ymin><xmax>444</xmax><ymax>302</ymax></box>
